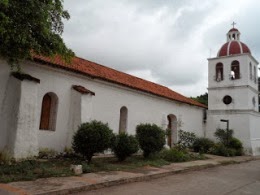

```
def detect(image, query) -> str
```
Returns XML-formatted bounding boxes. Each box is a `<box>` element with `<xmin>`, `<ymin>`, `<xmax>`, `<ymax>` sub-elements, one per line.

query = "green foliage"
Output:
<box><xmin>0</xmin><ymin>159</ymin><xmax>74</xmax><ymax>183</ymax></box>
<box><xmin>214</xmin><ymin>128</ymin><xmax>234</xmax><ymax>146</ymax></box>
<box><xmin>228</xmin><ymin>138</ymin><xmax>243</xmax><ymax>156</ymax></box>
<box><xmin>228</xmin><ymin>137</ymin><xmax>242</xmax><ymax>149</ymax></box>
<box><xmin>210</xmin><ymin>143</ymin><xmax>236</xmax><ymax>157</ymax></box>
<box><xmin>160</xmin><ymin>147</ymin><xmax>206</xmax><ymax>163</ymax></box>
<box><xmin>192</xmin><ymin>137</ymin><xmax>215</xmax><ymax>154</ymax></box>
<box><xmin>0</xmin><ymin>150</ymin><xmax>12</xmax><ymax>164</ymax></box>
<box><xmin>0</xmin><ymin>0</ymin><xmax>74</xmax><ymax>69</ymax></box>
<box><xmin>72</xmin><ymin>120</ymin><xmax>113</xmax><ymax>163</ymax></box>
<box><xmin>62</xmin><ymin>147</ymin><xmax>78</xmax><ymax>158</ymax></box>
<box><xmin>111</xmin><ymin>133</ymin><xmax>139</xmax><ymax>161</ymax></box>
<box><xmin>160</xmin><ymin>148</ymin><xmax>189</xmax><ymax>162</ymax></box>
<box><xmin>136</xmin><ymin>123</ymin><xmax>165</xmax><ymax>158</ymax></box>
<box><xmin>178</xmin><ymin>130</ymin><xmax>197</xmax><ymax>148</ymax></box>
<box><xmin>211</xmin><ymin>129</ymin><xmax>243</xmax><ymax>156</ymax></box>
<box><xmin>38</xmin><ymin>148</ymin><xmax>58</xmax><ymax>159</ymax></box>
<box><xmin>190</xmin><ymin>92</ymin><xmax>208</xmax><ymax>106</ymax></box>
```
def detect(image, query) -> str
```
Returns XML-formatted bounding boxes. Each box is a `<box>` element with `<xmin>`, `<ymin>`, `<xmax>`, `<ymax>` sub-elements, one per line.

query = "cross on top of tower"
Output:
<box><xmin>231</xmin><ymin>21</ymin><xmax>236</xmax><ymax>28</ymax></box>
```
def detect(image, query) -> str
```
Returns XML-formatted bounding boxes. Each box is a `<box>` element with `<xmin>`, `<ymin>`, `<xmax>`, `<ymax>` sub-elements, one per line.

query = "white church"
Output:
<box><xmin>0</xmin><ymin>27</ymin><xmax>259</xmax><ymax>159</ymax></box>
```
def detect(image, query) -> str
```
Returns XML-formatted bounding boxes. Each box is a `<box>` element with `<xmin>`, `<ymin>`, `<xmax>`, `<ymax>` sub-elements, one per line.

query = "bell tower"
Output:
<box><xmin>207</xmin><ymin>25</ymin><xmax>260</xmax><ymax>155</ymax></box>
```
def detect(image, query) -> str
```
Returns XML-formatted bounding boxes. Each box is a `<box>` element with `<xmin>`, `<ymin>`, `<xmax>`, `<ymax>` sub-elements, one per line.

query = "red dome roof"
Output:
<box><xmin>218</xmin><ymin>41</ymin><xmax>251</xmax><ymax>57</ymax></box>
<box><xmin>228</xmin><ymin>28</ymin><xmax>239</xmax><ymax>32</ymax></box>
<box><xmin>217</xmin><ymin>28</ymin><xmax>251</xmax><ymax>57</ymax></box>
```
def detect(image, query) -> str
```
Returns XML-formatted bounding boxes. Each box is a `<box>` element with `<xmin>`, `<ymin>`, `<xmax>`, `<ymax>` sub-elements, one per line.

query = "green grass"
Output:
<box><xmin>0</xmin><ymin>159</ymin><xmax>74</xmax><ymax>183</ymax></box>
<box><xmin>0</xmin><ymin>152</ymin><xmax>207</xmax><ymax>183</ymax></box>
<box><xmin>84</xmin><ymin>155</ymin><xmax>170</xmax><ymax>173</ymax></box>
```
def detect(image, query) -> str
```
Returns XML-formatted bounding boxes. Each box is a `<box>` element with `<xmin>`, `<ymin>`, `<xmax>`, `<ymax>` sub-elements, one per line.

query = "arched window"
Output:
<box><xmin>254</xmin><ymin>66</ymin><xmax>257</xmax><ymax>83</ymax></box>
<box><xmin>231</xmin><ymin>60</ymin><xmax>240</xmax><ymax>79</ymax></box>
<box><xmin>249</xmin><ymin>63</ymin><xmax>252</xmax><ymax>80</ymax></box>
<box><xmin>119</xmin><ymin>106</ymin><xmax>128</xmax><ymax>133</ymax></box>
<box><xmin>39</xmin><ymin>92</ymin><xmax>58</xmax><ymax>131</ymax></box>
<box><xmin>215</xmin><ymin>63</ymin><xmax>223</xmax><ymax>81</ymax></box>
<box><xmin>167</xmin><ymin>114</ymin><xmax>177</xmax><ymax>148</ymax></box>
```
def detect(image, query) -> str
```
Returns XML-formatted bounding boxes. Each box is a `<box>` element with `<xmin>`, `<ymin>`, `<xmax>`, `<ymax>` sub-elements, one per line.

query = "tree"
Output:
<box><xmin>0</xmin><ymin>0</ymin><xmax>74</xmax><ymax>70</ymax></box>
<box><xmin>190</xmin><ymin>92</ymin><xmax>208</xmax><ymax>106</ymax></box>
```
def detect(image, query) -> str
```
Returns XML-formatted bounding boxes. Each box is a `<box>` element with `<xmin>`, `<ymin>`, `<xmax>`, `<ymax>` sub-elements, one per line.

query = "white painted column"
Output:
<box><xmin>67</xmin><ymin>86</ymin><xmax>94</xmax><ymax>146</ymax></box>
<box><xmin>3</xmin><ymin>74</ymin><xmax>40</xmax><ymax>159</ymax></box>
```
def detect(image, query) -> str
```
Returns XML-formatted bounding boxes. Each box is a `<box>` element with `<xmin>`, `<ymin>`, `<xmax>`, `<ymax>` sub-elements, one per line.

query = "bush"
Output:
<box><xmin>38</xmin><ymin>148</ymin><xmax>57</xmax><ymax>159</ymax></box>
<box><xmin>136</xmin><ymin>124</ymin><xmax>165</xmax><ymax>158</ymax></box>
<box><xmin>210</xmin><ymin>143</ymin><xmax>236</xmax><ymax>157</ymax></box>
<box><xmin>72</xmin><ymin>120</ymin><xmax>113</xmax><ymax>163</ymax></box>
<box><xmin>213</xmin><ymin>129</ymin><xmax>243</xmax><ymax>156</ymax></box>
<box><xmin>214</xmin><ymin>128</ymin><xmax>234</xmax><ymax>146</ymax></box>
<box><xmin>178</xmin><ymin>130</ymin><xmax>197</xmax><ymax>148</ymax></box>
<box><xmin>228</xmin><ymin>137</ymin><xmax>243</xmax><ymax>150</ymax></box>
<box><xmin>228</xmin><ymin>138</ymin><xmax>243</xmax><ymax>156</ymax></box>
<box><xmin>160</xmin><ymin>148</ymin><xmax>189</xmax><ymax>162</ymax></box>
<box><xmin>0</xmin><ymin>150</ymin><xmax>12</xmax><ymax>164</ymax></box>
<box><xmin>192</xmin><ymin>137</ymin><xmax>215</xmax><ymax>154</ymax></box>
<box><xmin>111</xmin><ymin>133</ymin><xmax>139</xmax><ymax>161</ymax></box>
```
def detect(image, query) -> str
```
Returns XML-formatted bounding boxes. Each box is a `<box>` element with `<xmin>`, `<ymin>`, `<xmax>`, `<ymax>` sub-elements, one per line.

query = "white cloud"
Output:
<box><xmin>62</xmin><ymin>0</ymin><xmax>260</xmax><ymax>97</ymax></box>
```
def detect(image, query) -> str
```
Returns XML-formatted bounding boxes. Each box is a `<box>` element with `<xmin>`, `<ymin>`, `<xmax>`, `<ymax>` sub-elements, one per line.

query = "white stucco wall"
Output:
<box><xmin>249</xmin><ymin>114</ymin><xmax>260</xmax><ymax>155</ymax></box>
<box><xmin>209</xmin><ymin>87</ymin><xmax>258</xmax><ymax>111</ymax></box>
<box><xmin>208</xmin><ymin>54</ymin><xmax>258</xmax><ymax>112</ymax></box>
<box><xmin>12</xmin><ymin>79</ymin><xmax>39</xmax><ymax>158</ymax></box>
<box><xmin>0</xmin><ymin>63</ymin><xmax>39</xmax><ymax>158</ymax></box>
<box><xmin>208</xmin><ymin>54</ymin><xmax>258</xmax><ymax>89</ymax></box>
<box><xmin>14</xmin><ymin>61</ymin><xmax>204</xmax><ymax>152</ymax></box>
<box><xmin>66</xmin><ymin>90</ymin><xmax>93</xmax><ymax>146</ymax></box>
<box><xmin>0</xmin><ymin>73</ymin><xmax>21</xmax><ymax>151</ymax></box>
<box><xmin>207</xmin><ymin>52</ymin><xmax>260</xmax><ymax>156</ymax></box>
<box><xmin>207</xmin><ymin>111</ymin><xmax>252</xmax><ymax>153</ymax></box>
<box><xmin>0</xmin><ymin>61</ymin><xmax>12</xmax><ymax>149</ymax></box>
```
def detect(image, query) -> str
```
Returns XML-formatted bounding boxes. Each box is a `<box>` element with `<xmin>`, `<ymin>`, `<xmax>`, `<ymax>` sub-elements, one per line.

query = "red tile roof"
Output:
<box><xmin>33</xmin><ymin>55</ymin><xmax>206</xmax><ymax>108</ymax></box>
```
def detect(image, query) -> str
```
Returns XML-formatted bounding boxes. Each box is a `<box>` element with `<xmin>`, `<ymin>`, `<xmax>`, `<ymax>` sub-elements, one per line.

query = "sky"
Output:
<box><xmin>62</xmin><ymin>0</ymin><xmax>260</xmax><ymax>97</ymax></box>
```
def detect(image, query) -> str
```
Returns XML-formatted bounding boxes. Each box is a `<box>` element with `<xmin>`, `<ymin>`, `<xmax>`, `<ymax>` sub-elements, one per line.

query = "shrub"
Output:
<box><xmin>228</xmin><ymin>137</ymin><xmax>243</xmax><ymax>150</ymax></box>
<box><xmin>72</xmin><ymin>120</ymin><xmax>113</xmax><ymax>163</ymax></box>
<box><xmin>214</xmin><ymin>128</ymin><xmax>234</xmax><ymax>146</ymax></box>
<box><xmin>38</xmin><ymin>148</ymin><xmax>58</xmax><ymax>159</ymax></box>
<box><xmin>136</xmin><ymin>123</ymin><xmax>165</xmax><ymax>158</ymax></box>
<box><xmin>160</xmin><ymin>148</ymin><xmax>189</xmax><ymax>162</ymax></box>
<box><xmin>178</xmin><ymin>130</ymin><xmax>197</xmax><ymax>148</ymax></box>
<box><xmin>213</xmin><ymin>129</ymin><xmax>243</xmax><ymax>156</ymax></box>
<box><xmin>192</xmin><ymin>137</ymin><xmax>215</xmax><ymax>154</ymax></box>
<box><xmin>210</xmin><ymin>143</ymin><xmax>236</xmax><ymax>157</ymax></box>
<box><xmin>0</xmin><ymin>150</ymin><xmax>12</xmax><ymax>164</ymax></box>
<box><xmin>228</xmin><ymin>137</ymin><xmax>243</xmax><ymax>156</ymax></box>
<box><xmin>111</xmin><ymin>133</ymin><xmax>139</xmax><ymax>161</ymax></box>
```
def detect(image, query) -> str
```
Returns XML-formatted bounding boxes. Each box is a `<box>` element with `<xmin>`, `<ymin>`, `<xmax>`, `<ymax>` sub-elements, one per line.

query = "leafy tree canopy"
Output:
<box><xmin>0</xmin><ymin>0</ymin><xmax>74</xmax><ymax>70</ymax></box>
<box><xmin>190</xmin><ymin>92</ymin><xmax>208</xmax><ymax>106</ymax></box>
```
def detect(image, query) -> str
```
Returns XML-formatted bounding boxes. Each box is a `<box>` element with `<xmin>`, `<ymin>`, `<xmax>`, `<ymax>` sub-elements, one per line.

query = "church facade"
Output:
<box><xmin>1</xmin><ymin>27</ymin><xmax>259</xmax><ymax>159</ymax></box>
<box><xmin>207</xmin><ymin>27</ymin><xmax>260</xmax><ymax>155</ymax></box>
<box><xmin>0</xmin><ymin>55</ymin><xmax>206</xmax><ymax>159</ymax></box>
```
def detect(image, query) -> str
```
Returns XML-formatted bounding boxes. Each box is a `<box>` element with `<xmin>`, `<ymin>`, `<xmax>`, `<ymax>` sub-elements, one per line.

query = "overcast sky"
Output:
<box><xmin>62</xmin><ymin>0</ymin><xmax>260</xmax><ymax>97</ymax></box>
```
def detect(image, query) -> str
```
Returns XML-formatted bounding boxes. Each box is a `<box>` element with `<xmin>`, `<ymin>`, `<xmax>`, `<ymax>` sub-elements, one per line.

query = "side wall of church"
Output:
<box><xmin>17</xmin><ymin>61</ymin><xmax>205</xmax><ymax>152</ymax></box>
<box><xmin>249</xmin><ymin>114</ymin><xmax>260</xmax><ymax>155</ymax></box>
<box><xmin>0</xmin><ymin>60</ymin><xmax>12</xmax><ymax>150</ymax></box>
<box><xmin>207</xmin><ymin>112</ymin><xmax>252</xmax><ymax>152</ymax></box>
